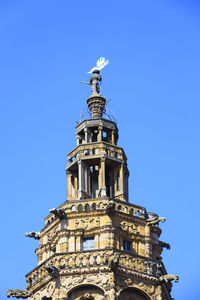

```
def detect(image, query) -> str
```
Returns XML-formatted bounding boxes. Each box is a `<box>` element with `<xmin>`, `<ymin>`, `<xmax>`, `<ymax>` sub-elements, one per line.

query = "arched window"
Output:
<box><xmin>92</xmin><ymin>203</ymin><xmax>96</xmax><ymax>210</ymax></box>
<box><xmin>136</xmin><ymin>210</ymin><xmax>140</xmax><ymax>217</ymax></box>
<box><xmin>118</xmin><ymin>205</ymin><xmax>122</xmax><ymax>211</ymax></box>
<box><xmin>78</xmin><ymin>204</ymin><xmax>83</xmax><ymax>212</ymax></box>
<box><xmin>130</xmin><ymin>208</ymin><xmax>134</xmax><ymax>215</ymax></box>
<box><xmin>71</xmin><ymin>205</ymin><xmax>76</xmax><ymax>212</ymax></box>
<box><xmin>85</xmin><ymin>203</ymin><xmax>90</xmax><ymax>212</ymax></box>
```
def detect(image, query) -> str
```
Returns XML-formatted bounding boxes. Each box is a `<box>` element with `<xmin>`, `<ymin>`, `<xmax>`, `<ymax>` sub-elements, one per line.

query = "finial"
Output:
<box><xmin>80</xmin><ymin>57</ymin><xmax>109</xmax><ymax>96</ymax></box>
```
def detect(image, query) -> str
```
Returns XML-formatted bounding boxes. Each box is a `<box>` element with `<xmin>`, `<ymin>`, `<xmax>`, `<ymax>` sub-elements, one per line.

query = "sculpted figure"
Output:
<box><xmin>45</xmin><ymin>265</ymin><xmax>59</xmax><ymax>278</ymax></box>
<box><xmin>109</xmin><ymin>254</ymin><xmax>119</xmax><ymax>271</ymax></box>
<box><xmin>106</xmin><ymin>200</ymin><xmax>115</xmax><ymax>215</ymax></box>
<box><xmin>7</xmin><ymin>289</ymin><xmax>29</xmax><ymax>299</ymax></box>
<box><xmin>81</xmin><ymin>293</ymin><xmax>94</xmax><ymax>300</ymax></box>
<box><xmin>49</xmin><ymin>208</ymin><xmax>66</xmax><ymax>219</ymax></box>
<box><xmin>159</xmin><ymin>274</ymin><xmax>179</xmax><ymax>283</ymax></box>
<box><xmin>147</xmin><ymin>216</ymin><xmax>166</xmax><ymax>226</ymax></box>
<box><xmin>25</xmin><ymin>231</ymin><xmax>40</xmax><ymax>240</ymax></box>
<box><xmin>159</xmin><ymin>241</ymin><xmax>170</xmax><ymax>250</ymax></box>
<box><xmin>89</xmin><ymin>70</ymin><xmax>102</xmax><ymax>95</ymax></box>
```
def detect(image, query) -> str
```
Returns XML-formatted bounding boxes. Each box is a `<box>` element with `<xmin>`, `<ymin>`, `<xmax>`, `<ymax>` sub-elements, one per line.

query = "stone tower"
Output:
<box><xmin>7</xmin><ymin>65</ymin><xmax>178</xmax><ymax>300</ymax></box>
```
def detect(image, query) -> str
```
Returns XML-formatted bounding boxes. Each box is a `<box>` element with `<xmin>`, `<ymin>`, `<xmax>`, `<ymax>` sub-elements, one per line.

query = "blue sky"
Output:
<box><xmin>0</xmin><ymin>1</ymin><xmax>200</xmax><ymax>299</ymax></box>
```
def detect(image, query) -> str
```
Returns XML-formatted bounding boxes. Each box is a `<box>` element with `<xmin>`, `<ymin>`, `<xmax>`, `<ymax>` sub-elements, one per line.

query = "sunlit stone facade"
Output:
<box><xmin>7</xmin><ymin>73</ymin><xmax>178</xmax><ymax>300</ymax></box>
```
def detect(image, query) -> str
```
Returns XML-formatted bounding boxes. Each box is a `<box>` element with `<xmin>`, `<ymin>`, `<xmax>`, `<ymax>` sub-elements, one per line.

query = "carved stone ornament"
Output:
<box><xmin>75</xmin><ymin>218</ymin><xmax>100</xmax><ymax>230</ymax></box>
<box><xmin>7</xmin><ymin>289</ymin><xmax>29</xmax><ymax>299</ymax></box>
<box><xmin>117</xmin><ymin>277</ymin><xmax>156</xmax><ymax>298</ymax></box>
<box><xmin>60</xmin><ymin>273</ymin><xmax>109</xmax><ymax>292</ymax></box>
<box><xmin>159</xmin><ymin>274</ymin><xmax>179</xmax><ymax>283</ymax></box>
<box><xmin>80</xmin><ymin>293</ymin><xmax>94</xmax><ymax>300</ymax></box>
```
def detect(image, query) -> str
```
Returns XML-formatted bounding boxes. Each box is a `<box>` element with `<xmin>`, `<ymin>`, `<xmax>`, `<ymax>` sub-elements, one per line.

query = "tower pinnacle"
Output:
<box><xmin>80</xmin><ymin>57</ymin><xmax>109</xmax><ymax>119</ymax></box>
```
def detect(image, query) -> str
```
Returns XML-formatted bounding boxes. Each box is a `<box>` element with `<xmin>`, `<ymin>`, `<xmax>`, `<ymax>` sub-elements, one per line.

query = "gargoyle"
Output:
<box><xmin>25</xmin><ymin>232</ymin><xmax>40</xmax><ymax>240</ymax></box>
<box><xmin>45</xmin><ymin>265</ymin><xmax>59</xmax><ymax>278</ymax></box>
<box><xmin>146</xmin><ymin>216</ymin><xmax>166</xmax><ymax>226</ymax></box>
<box><xmin>49</xmin><ymin>208</ymin><xmax>66</xmax><ymax>219</ymax></box>
<box><xmin>106</xmin><ymin>200</ymin><xmax>115</xmax><ymax>215</ymax></box>
<box><xmin>7</xmin><ymin>289</ymin><xmax>29</xmax><ymax>299</ymax></box>
<box><xmin>159</xmin><ymin>241</ymin><xmax>170</xmax><ymax>250</ymax></box>
<box><xmin>159</xmin><ymin>274</ymin><xmax>179</xmax><ymax>283</ymax></box>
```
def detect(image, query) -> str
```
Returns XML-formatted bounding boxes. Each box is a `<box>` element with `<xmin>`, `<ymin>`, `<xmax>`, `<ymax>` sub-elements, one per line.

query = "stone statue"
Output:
<box><xmin>146</xmin><ymin>216</ymin><xmax>166</xmax><ymax>226</ymax></box>
<box><xmin>159</xmin><ymin>274</ymin><xmax>179</xmax><ymax>283</ymax></box>
<box><xmin>81</xmin><ymin>293</ymin><xmax>94</xmax><ymax>300</ymax></box>
<box><xmin>7</xmin><ymin>289</ymin><xmax>29</xmax><ymax>299</ymax></box>
<box><xmin>109</xmin><ymin>254</ymin><xmax>119</xmax><ymax>271</ymax></box>
<box><xmin>45</xmin><ymin>265</ymin><xmax>59</xmax><ymax>278</ymax></box>
<box><xmin>106</xmin><ymin>200</ymin><xmax>115</xmax><ymax>215</ymax></box>
<box><xmin>159</xmin><ymin>241</ymin><xmax>170</xmax><ymax>250</ymax></box>
<box><xmin>80</xmin><ymin>57</ymin><xmax>109</xmax><ymax>95</ymax></box>
<box><xmin>49</xmin><ymin>208</ymin><xmax>66</xmax><ymax>219</ymax></box>
<box><xmin>25</xmin><ymin>231</ymin><xmax>40</xmax><ymax>240</ymax></box>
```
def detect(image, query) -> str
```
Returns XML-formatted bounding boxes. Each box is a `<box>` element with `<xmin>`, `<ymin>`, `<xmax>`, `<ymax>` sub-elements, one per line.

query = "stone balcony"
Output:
<box><xmin>26</xmin><ymin>249</ymin><xmax>166</xmax><ymax>292</ymax></box>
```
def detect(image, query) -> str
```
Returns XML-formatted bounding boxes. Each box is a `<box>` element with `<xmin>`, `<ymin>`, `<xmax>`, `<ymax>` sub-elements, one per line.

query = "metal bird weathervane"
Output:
<box><xmin>80</xmin><ymin>57</ymin><xmax>109</xmax><ymax>95</ymax></box>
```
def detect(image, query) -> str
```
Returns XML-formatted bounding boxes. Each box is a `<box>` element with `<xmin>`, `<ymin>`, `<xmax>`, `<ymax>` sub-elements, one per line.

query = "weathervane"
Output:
<box><xmin>80</xmin><ymin>57</ymin><xmax>109</xmax><ymax>95</ymax></box>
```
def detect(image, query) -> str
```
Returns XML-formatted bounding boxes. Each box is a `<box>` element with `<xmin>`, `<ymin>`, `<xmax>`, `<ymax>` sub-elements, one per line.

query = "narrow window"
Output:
<box><xmin>123</xmin><ymin>241</ymin><xmax>131</xmax><ymax>252</ymax></box>
<box><xmin>78</xmin><ymin>204</ymin><xmax>83</xmax><ymax>212</ymax></box>
<box><xmin>117</xmin><ymin>170</ymin><xmax>120</xmax><ymax>191</ymax></box>
<box><xmin>85</xmin><ymin>203</ymin><xmax>90</xmax><ymax>212</ymax></box>
<box><xmin>92</xmin><ymin>203</ymin><xmax>96</xmax><ymax>210</ymax></box>
<box><xmin>82</xmin><ymin>237</ymin><xmax>95</xmax><ymax>251</ymax></box>
<box><xmin>130</xmin><ymin>208</ymin><xmax>134</xmax><ymax>216</ymax></box>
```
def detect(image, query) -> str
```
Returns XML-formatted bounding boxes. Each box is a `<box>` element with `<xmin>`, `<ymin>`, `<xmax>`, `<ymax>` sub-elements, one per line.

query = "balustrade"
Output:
<box><xmin>26</xmin><ymin>250</ymin><xmax>162</xmax><ymax>289</ymax></box>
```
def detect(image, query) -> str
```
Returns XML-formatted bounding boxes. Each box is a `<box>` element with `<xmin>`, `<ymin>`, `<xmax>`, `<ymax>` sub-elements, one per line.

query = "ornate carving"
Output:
<box><xmin>120</xmin><ymin>221</ymin><xmax>138</xmax><ymax>234</ymax></box>
<box><xmin>106</xmin><ymin>200</ymin><xmax>115</xmax><ymax>215</ymax></box>
<box><xmin>80</xmin><ymin>293</ymin><xmax>94</xmax><ymax>300</ymax></box>
<box><xmin>146</xmin><ymin>216</ymin><xmax>166</xmax><ymax>226</ymax></box>
<box><xmin>60</xmin><ymin>273</ymin><xmax>109</xmax><ymax>292</ymax></box>
<box><xmin>159</xmin><ymin>274</ymin><xmax>179</xmax><ymax>283</ymax></box>
<box><xmin>25</xmin><ymin>232</ymin><xmax>40</xmax><ymax>240</ymax></box>
<box><xmin>75</xmin><ymin>218</ymin><xmax>100</xmax><ymax>230</ymax></box>
<box><xmin>159</xmin><ymin>241</ymin><xmax>170</xmax><ymax>250</ymax></box>
<box><xmin>49</xmin><ymin>208</ymin><xmax>66</xmax><ymax>219</ymax></box>
<box><xmin>7</xmin><ymin>289</ymin><xmax>29</xmax><ymax>299</ymax></box>
<box><xmin>45</xmin><ymin>282</ymin><xmax>55</xmax><ymax>297</ymax></box>
<box><xmin>45</xmin><ymin>265</ymin><xmax>59</xmax><ymax>278</ymax></box>
<box><xmin>109</xmin><ymin>254</ymin><xmax>119</xmax><ymax>271</ymax></box>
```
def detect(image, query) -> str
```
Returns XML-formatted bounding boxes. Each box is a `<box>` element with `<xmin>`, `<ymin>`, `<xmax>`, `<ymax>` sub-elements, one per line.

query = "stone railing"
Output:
<box><xmin>67</xmin><ymin>142</ymin><xmax>125</xmax><ymax>165</ymax></box>
<box><xmin>26</xmin><ymin>249</ymin><xmax>164</xmax><ymax>289</ymax></box>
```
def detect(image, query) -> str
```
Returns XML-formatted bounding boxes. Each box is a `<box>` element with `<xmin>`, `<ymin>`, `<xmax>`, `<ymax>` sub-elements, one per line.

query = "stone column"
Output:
<box><xmin>100</xmin><ymin>157</ymin><xmax>107</xmax><ymax>197</ymax></box>
<box><xmin>120</xmin><ymin>164</ymin><xmax>124</xmax><ymax>197</ymax></box>
<box><xmin>74</xmin><ymin>175</ymin><xmax>78</xmax><ymax>198</ymax></box>
<box><xmin>98</xmin><ymin>125</ymin><xmax>103</xmax><ymax>142</ymax></box>
<box><xmin>111</xmin><ymin>130</ymin><xmax>115</xmax><ymax>145</ymax></box>
<box><xmin>84</xmin><ymin>127</ymin><xmax>88</xmax><ymax>144</ymax></box>
<box><xmin>76</xmin><ymin>134</ymin><xmax>80</xmax><ymax>146</ymax></box>
<box><xmin>78</xmin><ymin>160</ymin><xmax>83</xmax><ymax>199</ymax></box>
<box><xmin>145</xmin><ymin>225</ymin><xmax>152</xmax><ymax>257</ymax></box>
<box><xmin>67</xmin><ymin>172</ymin><xmax>72</xmax><ymax>199</ymax></box>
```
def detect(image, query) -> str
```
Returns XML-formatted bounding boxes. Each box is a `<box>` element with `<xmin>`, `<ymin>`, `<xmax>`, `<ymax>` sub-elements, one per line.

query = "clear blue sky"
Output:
<box><xmin>0</xmin><ymin>1</ymin><xmax>200</xmax><ymax>299</ymax></box>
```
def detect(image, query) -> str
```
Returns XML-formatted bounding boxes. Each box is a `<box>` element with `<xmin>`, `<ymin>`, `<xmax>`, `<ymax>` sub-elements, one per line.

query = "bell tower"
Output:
<box><xmin>7</xmin><ymin>58</ymin><xmax>178</xmax><ymax>300</ymax></box>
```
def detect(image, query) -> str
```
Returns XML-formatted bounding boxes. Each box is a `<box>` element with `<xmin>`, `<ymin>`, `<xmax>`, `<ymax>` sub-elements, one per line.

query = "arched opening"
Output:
<box><xmin>78</xmin><ymin>204</ymin><xmax>83</xmax><ymax>212</ymax></box>
<box><xmin>67</xmin><ymin>284</ymin><xmax>104</xmax><ymax>300</ymax></box>
<box><xmin>119</xmin><ymin>288</ymin><xmax>150</xmax><ymax>300</ymax></box>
